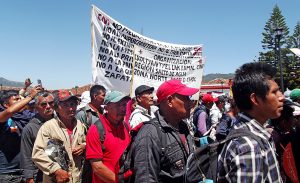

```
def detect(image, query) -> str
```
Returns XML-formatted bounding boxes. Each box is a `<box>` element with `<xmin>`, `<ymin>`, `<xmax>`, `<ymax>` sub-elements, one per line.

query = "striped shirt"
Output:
<box><xmin>217</xmin><ymin>113</ymin><xmax>282</xmax><ymax>183</ymax></box>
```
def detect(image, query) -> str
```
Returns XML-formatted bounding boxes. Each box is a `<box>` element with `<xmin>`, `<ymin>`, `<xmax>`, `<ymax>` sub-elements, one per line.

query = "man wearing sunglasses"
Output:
<box><xmin>20</xmin><ymin>91</ymin><xmax>55</xmax><ymax>183</ymax></box>
<box><xmin>32</xmin><ymin>90</ymin><xmax>86</xmax><ymax>183</ymax></box>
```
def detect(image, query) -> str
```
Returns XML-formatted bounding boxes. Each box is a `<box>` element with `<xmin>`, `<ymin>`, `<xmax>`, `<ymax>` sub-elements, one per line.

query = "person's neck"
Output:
<box><xmin>39</xmin><ymin>114</ymin><xmax>53</xmax><ymax>122</ymax></box>
<box><xmin>60</xmin><ymin>116</ymin><xmax>75</xmax><ymax>129</ymax></box>
<box><xmin>160</xmin><ymin>109</ymin><xmax>181</xmax><ymax>130</ymax></box>
<box><xmin>243</xmin><ymin>110</ymin><xmax>267</xmax><ymax>125</ymax></box>
<box><xmin>139</xmin><ymin>104</ymin><xmax>151</xmax><ymax>114</ymax></box>
<box><xmin>90</xmin><ymin>101</ymin><xmax>100</xmax><ymax>111</ymax></box>
<box><xmin>105</xmin><ymin>113</ymin><xmax>120</xmax><ymax>127</ymax></box>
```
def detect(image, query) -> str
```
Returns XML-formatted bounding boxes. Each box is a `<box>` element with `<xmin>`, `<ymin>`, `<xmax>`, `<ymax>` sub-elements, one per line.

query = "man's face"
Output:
<box><xmin>257</xmin><ymin>80</ymin><xmax>284</xmax><ymax>120</ymax></box>
<box><xmin>137</xmin><ymin>90</ymin><xmax>154</xmax><ymax>109</ymax></box>
<box><xmin>217</xmin><ymin>101</ymin><xmax>225</xmax><ymax>111</ymax></box>
<box><xmin>35</xmin><ymin>95</ymin><xmax>54</xmax><ymax>119</ymax></box>
<box><xmin>94</xmin><ymin>90</ymin><xmax>106</xmax><ymax>107</ymax></box>
<box><xmin>170</xmin><ymin>94</ymin><xmax>192</xmax><ymax>119</ymax></box>
<box><xmin>106</xmin><ymin>98</ymin><xmax>129</xmax><ymax>124</ymax></box>
<box><xmin>5</xmin><ymin>95</ymin><xmax>21</xmax><ymax>107</ymax></box>
<box><xmin>56</xmin><ymin>98</ymin><xmax>78</xmax><ymax>121</ymax></box>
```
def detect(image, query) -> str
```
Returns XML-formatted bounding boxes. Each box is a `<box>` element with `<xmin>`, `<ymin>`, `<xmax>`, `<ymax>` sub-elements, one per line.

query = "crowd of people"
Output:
<box><xmin>0</xmin><ymin>61</ymin><xmax>300</xmax><ymax>183</ymax></box>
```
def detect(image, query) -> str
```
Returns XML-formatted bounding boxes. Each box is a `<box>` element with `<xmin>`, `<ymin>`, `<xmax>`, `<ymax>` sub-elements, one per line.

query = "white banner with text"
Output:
<box><xmin>91</xmin><ymin>5</ymin><xmax>204</xmax><ymax>98</ymax></box>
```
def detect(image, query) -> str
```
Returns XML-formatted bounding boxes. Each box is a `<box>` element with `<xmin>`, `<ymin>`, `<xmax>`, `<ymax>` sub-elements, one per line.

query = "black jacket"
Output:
<box><xmin>20</xmin><ymin>114</ymin><xmax>51</xmax><ymax>182</ymax></box>
<box><xmin>132</xmin><ymin>110</ymin><xmax>195</xmax><ymax>183</ymax></box>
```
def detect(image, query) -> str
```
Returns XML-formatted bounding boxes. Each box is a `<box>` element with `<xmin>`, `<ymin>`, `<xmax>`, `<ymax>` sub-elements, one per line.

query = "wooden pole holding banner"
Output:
<box><xmin>129</xmin><ymin>46</ymin><xmax>137</xmax><ymax>97</ymax></box>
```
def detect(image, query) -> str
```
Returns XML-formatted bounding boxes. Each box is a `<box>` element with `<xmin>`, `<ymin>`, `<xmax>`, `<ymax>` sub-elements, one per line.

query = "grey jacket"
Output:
<box><xmin>132</xmin><ymin>111</ymin><xmax>195</xmax><ymax>183</ymax></box>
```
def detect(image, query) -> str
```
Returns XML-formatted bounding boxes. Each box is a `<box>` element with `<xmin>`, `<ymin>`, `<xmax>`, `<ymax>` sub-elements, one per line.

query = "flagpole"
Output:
<box><xmin>129</xmin><ymin>46</ymin><xmax>137</xmax><ymax>97</ymax></box>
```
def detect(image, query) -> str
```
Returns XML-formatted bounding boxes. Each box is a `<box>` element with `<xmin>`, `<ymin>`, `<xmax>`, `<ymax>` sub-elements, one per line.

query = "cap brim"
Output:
<box><xmin>177</xmin><ymin>87</ymin><xmax>199</xmax><ymax>96</ymax></box>
<box><xmin>107</xmin><ymin>95</ymin><xmax>130</xmax><ymax>104</ymax></box>
<box><xmin>60</xmin><ymin>96</ymin><xmax>79</xmax><ymax>102</ymax></box>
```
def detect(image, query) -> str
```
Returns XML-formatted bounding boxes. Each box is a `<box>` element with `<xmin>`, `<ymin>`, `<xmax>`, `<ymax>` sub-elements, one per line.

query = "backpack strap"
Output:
<box><xmin>94</xmin><ymin>119</ymin><xmax>106</xmax><ymax>152</ymax></box>
<box><xmin>223</xmin><ymin>128</ymin><xmax>265</xmax><ymax>150</ymax></box>
<box><xmin>143</xmin><ymin>119</ymin><xmax>167</xmax><ymax>155</ymax></box>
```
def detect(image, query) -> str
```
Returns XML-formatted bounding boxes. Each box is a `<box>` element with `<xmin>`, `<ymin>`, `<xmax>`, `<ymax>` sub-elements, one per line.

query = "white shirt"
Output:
<box><xmin>129</xmin><ymin>105</ymin><xmax>155</xmax><ymax>129</ymax></box>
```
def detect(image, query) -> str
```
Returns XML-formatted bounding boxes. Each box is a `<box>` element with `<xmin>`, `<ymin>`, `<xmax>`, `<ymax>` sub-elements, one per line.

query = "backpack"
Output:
<box><xmin>116</xmin><ymin>119</ymin><xmax>166</xmax><ymax>183</ymax></box>
<box><xmin>81</xmin><ymin>118</ymin><xmax>129</xmax><ymax>183</ymax></box>
<box><xmin>184</xmin><ymin>128</ymin><xmax>265</xmax><ymax>183</ymax></box>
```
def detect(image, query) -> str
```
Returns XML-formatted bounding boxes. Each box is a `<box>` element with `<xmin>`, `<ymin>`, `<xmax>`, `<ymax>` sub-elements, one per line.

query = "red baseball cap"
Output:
<box><xmin>202</xmin><ymin>94</ymin><xmax>218</xmax><ymax>103</ymax></box>
<box><xmin>156</xmin><ymin>79</ymin><xmax>199</xmax><ymax>104</ymax></box>
<box><xmin>55</xmin><ymin>90</ymin><xmax>78</xmax><ymax>103</ymax></box>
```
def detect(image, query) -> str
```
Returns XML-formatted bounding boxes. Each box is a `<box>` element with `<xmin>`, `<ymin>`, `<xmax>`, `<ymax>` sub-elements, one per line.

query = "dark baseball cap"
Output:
<box><xmin>54</xmin><ymin>90</ymin><xmax>78</xmax><ymax>104</ymax></box>
<box><xmin>135</xmin><ymin>85</ymin><xmax>154</xmax><ymax>97</ymax></box>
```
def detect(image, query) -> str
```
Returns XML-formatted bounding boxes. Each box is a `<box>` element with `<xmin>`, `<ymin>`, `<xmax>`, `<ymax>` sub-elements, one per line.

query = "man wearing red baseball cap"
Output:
<box><xmin>192</xmin><ymin>93</ymin><xmax>217</xmax><ymax>137</ymax></box>
<box><xmin>132</xmin><ymin>79</ymin><xmax>199</xmax><ymax>183</ymax></box>
<box><xmin>32</xmin><ymin>90</ymin><xmax>86</xmax><ymax>183</ymax></box>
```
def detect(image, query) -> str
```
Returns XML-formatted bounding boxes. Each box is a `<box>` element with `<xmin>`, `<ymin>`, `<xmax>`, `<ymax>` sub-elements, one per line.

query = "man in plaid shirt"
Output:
<box><xmin>217</xmin><ymin>62</ymin><xmax>284</xmax><ymax>183</ymax></box>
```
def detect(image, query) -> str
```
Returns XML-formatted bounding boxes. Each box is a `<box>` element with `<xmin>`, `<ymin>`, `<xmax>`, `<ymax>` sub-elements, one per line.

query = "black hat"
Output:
<box><xmin>135</xmin><ymin>85</ymin><xmax>154</xmax><ymax>97</ymax></box>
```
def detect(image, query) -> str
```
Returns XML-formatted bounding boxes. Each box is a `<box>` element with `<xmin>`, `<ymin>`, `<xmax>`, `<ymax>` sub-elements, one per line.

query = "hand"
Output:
<box><xmin>72</xmin><ymin>144</ymin><xmax>86</xmax><ymax>156</ymax></box>
<box><xmin>28</xmin><ymin>85</ymin><xmax>43</xmax><ymax>98</ymax></box>
<box><xmin>25</xmin><ymin>78</ymin><xmax>32</xmax><ymax>88</ymax></box>
<box><xmin>54</xmin><ymin>169</ymin><xmax>70</xmax><ymax>183</ymax></box>
<box><xmin>26</xmin><ymin>178</ymin><xmax>34</xmax><ymax>183</ymax></box>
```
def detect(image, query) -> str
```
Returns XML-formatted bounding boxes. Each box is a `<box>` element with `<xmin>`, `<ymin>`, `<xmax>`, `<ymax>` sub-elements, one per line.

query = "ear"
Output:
<box><xmin>136</xmin><ymin>95</ymin><xmax>142</xmax><ymax>103</ymax></box>
<box><xmin>166</xmin><ymin>95</ymin><xmax>173</xmax><ymax>107</ymax></box>
<box><xmin>249</xmin><ymin>93</ymin><xmax>260</xmax><ymax>107</ymax></box>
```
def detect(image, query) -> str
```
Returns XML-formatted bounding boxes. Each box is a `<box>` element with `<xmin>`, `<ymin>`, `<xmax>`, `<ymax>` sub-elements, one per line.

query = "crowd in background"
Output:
<box><xmin>1</xmin><ymin>62</ymin><xmax>300</xmax><ymax>183</ymax></box>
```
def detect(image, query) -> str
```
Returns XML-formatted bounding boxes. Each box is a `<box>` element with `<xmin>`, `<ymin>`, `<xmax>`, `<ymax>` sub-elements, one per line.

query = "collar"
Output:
<box><xmin>155</xmin><ymin>110</ymin><xmax>189</xmax><ymax>134</ymax></box>
<box><xmin>135</xmin><ymin>105</ymin><xmax>154</xmax><ymax>117</ymax></box>
<box><xmin>237</xmin><ymin>112</ymin><xmax>271</xmax><ymax>140</ymax></box>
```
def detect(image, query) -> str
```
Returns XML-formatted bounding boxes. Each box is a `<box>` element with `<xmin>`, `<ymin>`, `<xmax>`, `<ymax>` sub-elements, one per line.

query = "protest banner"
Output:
<box><xmin>91</xmin><ymin>5</ymin><xmax>204</xmax><ymax>99</ymax></box>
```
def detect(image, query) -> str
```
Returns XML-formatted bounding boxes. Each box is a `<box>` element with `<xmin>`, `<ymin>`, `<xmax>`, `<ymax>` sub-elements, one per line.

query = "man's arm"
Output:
<box><xmin>197</xmin><ymin>112</ymin><xmax>208</xmax><ymax>135</ymax></box>
<box><xmin>86</xmin><ymin>124</ymin><xmax>115</xmax><ymax>182</ymax></box>
<box><xmin>133</xmin><ymin>126</ymin><xmax>161</xmax><ymax>183</ymax></box>
<box><xmin>220</xmin><ymin>138</ymin><xmax>265</xmax><ymax>182</ymax></box>
<box><xmin>20</xmin><ymin>124</ymin><xmax>37</xmax><ymax>181</ymax></box>
<box><xmin>91</xmin><ymin>160</ymin><xmax>115</xmax><ymax>183</ymax></box>
<box><xmin>0</xmin><ymin>86</ymin><xmax>41</xmax><ymax>123</ymax></box>
<box><xmin>31</xmin><ymin>124</ymin><xmax>62</xmax><ymax>176</ymax></box>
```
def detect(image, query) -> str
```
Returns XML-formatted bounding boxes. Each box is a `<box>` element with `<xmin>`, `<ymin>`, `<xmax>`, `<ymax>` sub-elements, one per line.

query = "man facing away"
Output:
<box><xmin>193</xmin><ymin>93</ymin><xmax>216</xmax><ymax>137</ymax></box>
<box><xmin>132</xmin><ymin>79</ymin><xmax>198</xmax><ymax>183</ymax></box>
<box><xmin>129</xmin><ymin>85</ymin><xmax>155</xmax><ymax>129</ymax></box>
<box><xmin>76</xmin><ymin>85</ymin><xmax>106</xmax><ymax>129</ymax></box>
<box><xmin>20</xmin><ymin>91</ymin><xmax>55</xmax><ymax>183</ymax></box>
<box><xmin>217</xmin><ymin>62</ymin><xmax>284</xmax><ymax>182</ymax></box>
<box><xmin>32</xmin><ymin>90</ymin><xmax>86</xmax><ymax>183</ymax></box>
<box><xmin>85</xmin><ymin>91</ymin><xmax>130</xmax><ymax>183</ymax></box>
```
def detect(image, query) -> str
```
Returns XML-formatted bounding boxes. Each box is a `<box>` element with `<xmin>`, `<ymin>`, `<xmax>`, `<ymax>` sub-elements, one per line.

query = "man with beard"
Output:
<box><xmin>20</xmin><ymin>91</ymin><xmax>55</xmax><ymax>183</ymax></box>
<box><xmin>32</xmin><ymin>90</ymin><xmax>86</xmax><ymax>183</ymax></box>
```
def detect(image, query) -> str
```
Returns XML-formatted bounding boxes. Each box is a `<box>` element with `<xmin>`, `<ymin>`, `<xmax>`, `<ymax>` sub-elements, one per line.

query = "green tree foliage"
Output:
<box><xmin>286</xmin><ymin>22</ymin><xmax>300</xmax><ymax>89</ymax></box>
<box><xmin>257</xmin><ymin>5</ymin><xmax>300</xmax><ymax>90</ymax></box>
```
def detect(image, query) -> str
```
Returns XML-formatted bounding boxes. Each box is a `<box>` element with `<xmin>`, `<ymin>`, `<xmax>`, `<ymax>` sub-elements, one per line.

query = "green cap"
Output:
<box><xmin>290</xmin><ymin>89</ymin><xmax>300</xmax><ymax>101</ymax></box>
<box><xmin>104</xmin><ymin>91</ymin><xmax>130</xmax><ymax>105</ymax></box>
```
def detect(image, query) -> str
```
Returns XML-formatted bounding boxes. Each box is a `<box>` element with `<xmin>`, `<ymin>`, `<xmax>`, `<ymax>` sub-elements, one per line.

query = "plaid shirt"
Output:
<box><xmin>217</xmin><ymin>113</ymin><xmax>282</xmax><ymax>183</ymax></box>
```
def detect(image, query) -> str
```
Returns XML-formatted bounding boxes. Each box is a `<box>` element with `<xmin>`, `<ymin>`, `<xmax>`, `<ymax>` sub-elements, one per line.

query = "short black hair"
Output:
<box><xmin>90</xmin><ymin>85</ymin><xmax>106</xmax><ymax>101</ymax></box>
<box><xmin>0</xmin><ymin>90</ymin><xmax>19</xmax><ymax>106</ymax></box>
<box><xmin>232</xmin><ymin>62</ymin><xmax>277</xmax><ymax>111</ymax></box>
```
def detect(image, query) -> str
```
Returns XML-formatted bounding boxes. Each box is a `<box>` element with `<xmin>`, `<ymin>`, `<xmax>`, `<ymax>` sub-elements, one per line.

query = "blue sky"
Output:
<box><xmin>1</xmin><ymin>0</ymin><xmax>299</xmax><ymax>89</ymax></box>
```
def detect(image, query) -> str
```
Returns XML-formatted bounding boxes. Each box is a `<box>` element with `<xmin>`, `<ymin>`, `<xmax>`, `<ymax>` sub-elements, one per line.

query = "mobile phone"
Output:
<box><xmin>37</xmin><ymin>79</ymin><xmax>42</xmax><ymax>87</ymax></box>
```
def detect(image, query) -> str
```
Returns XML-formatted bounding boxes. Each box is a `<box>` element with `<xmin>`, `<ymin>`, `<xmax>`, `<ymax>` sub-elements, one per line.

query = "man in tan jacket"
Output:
<box><xmin>32</xmin><ymin>90</ymin><xmax>86</xmax><ymax>183</ymax></box>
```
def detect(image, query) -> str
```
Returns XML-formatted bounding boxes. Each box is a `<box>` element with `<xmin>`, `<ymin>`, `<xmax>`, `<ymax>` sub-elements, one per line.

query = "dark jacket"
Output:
<box><xmin>193</xmin><ymin>104</ymin><xmax>211</xmax><ymax>137</ymax></box>
<box><xmin>20</xmin><ymin>114</ymin><xmax>51</xmax><ymax>182</ymax></box>
<box><xmin>132</xmin><ymin>110</ymin><xmax>195</xmax><ymax>183</ymax></box>
<box><xmin>0</xmin><ymin>107</ymin><xmax>34</xmax><ymax>174</ymax></box>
